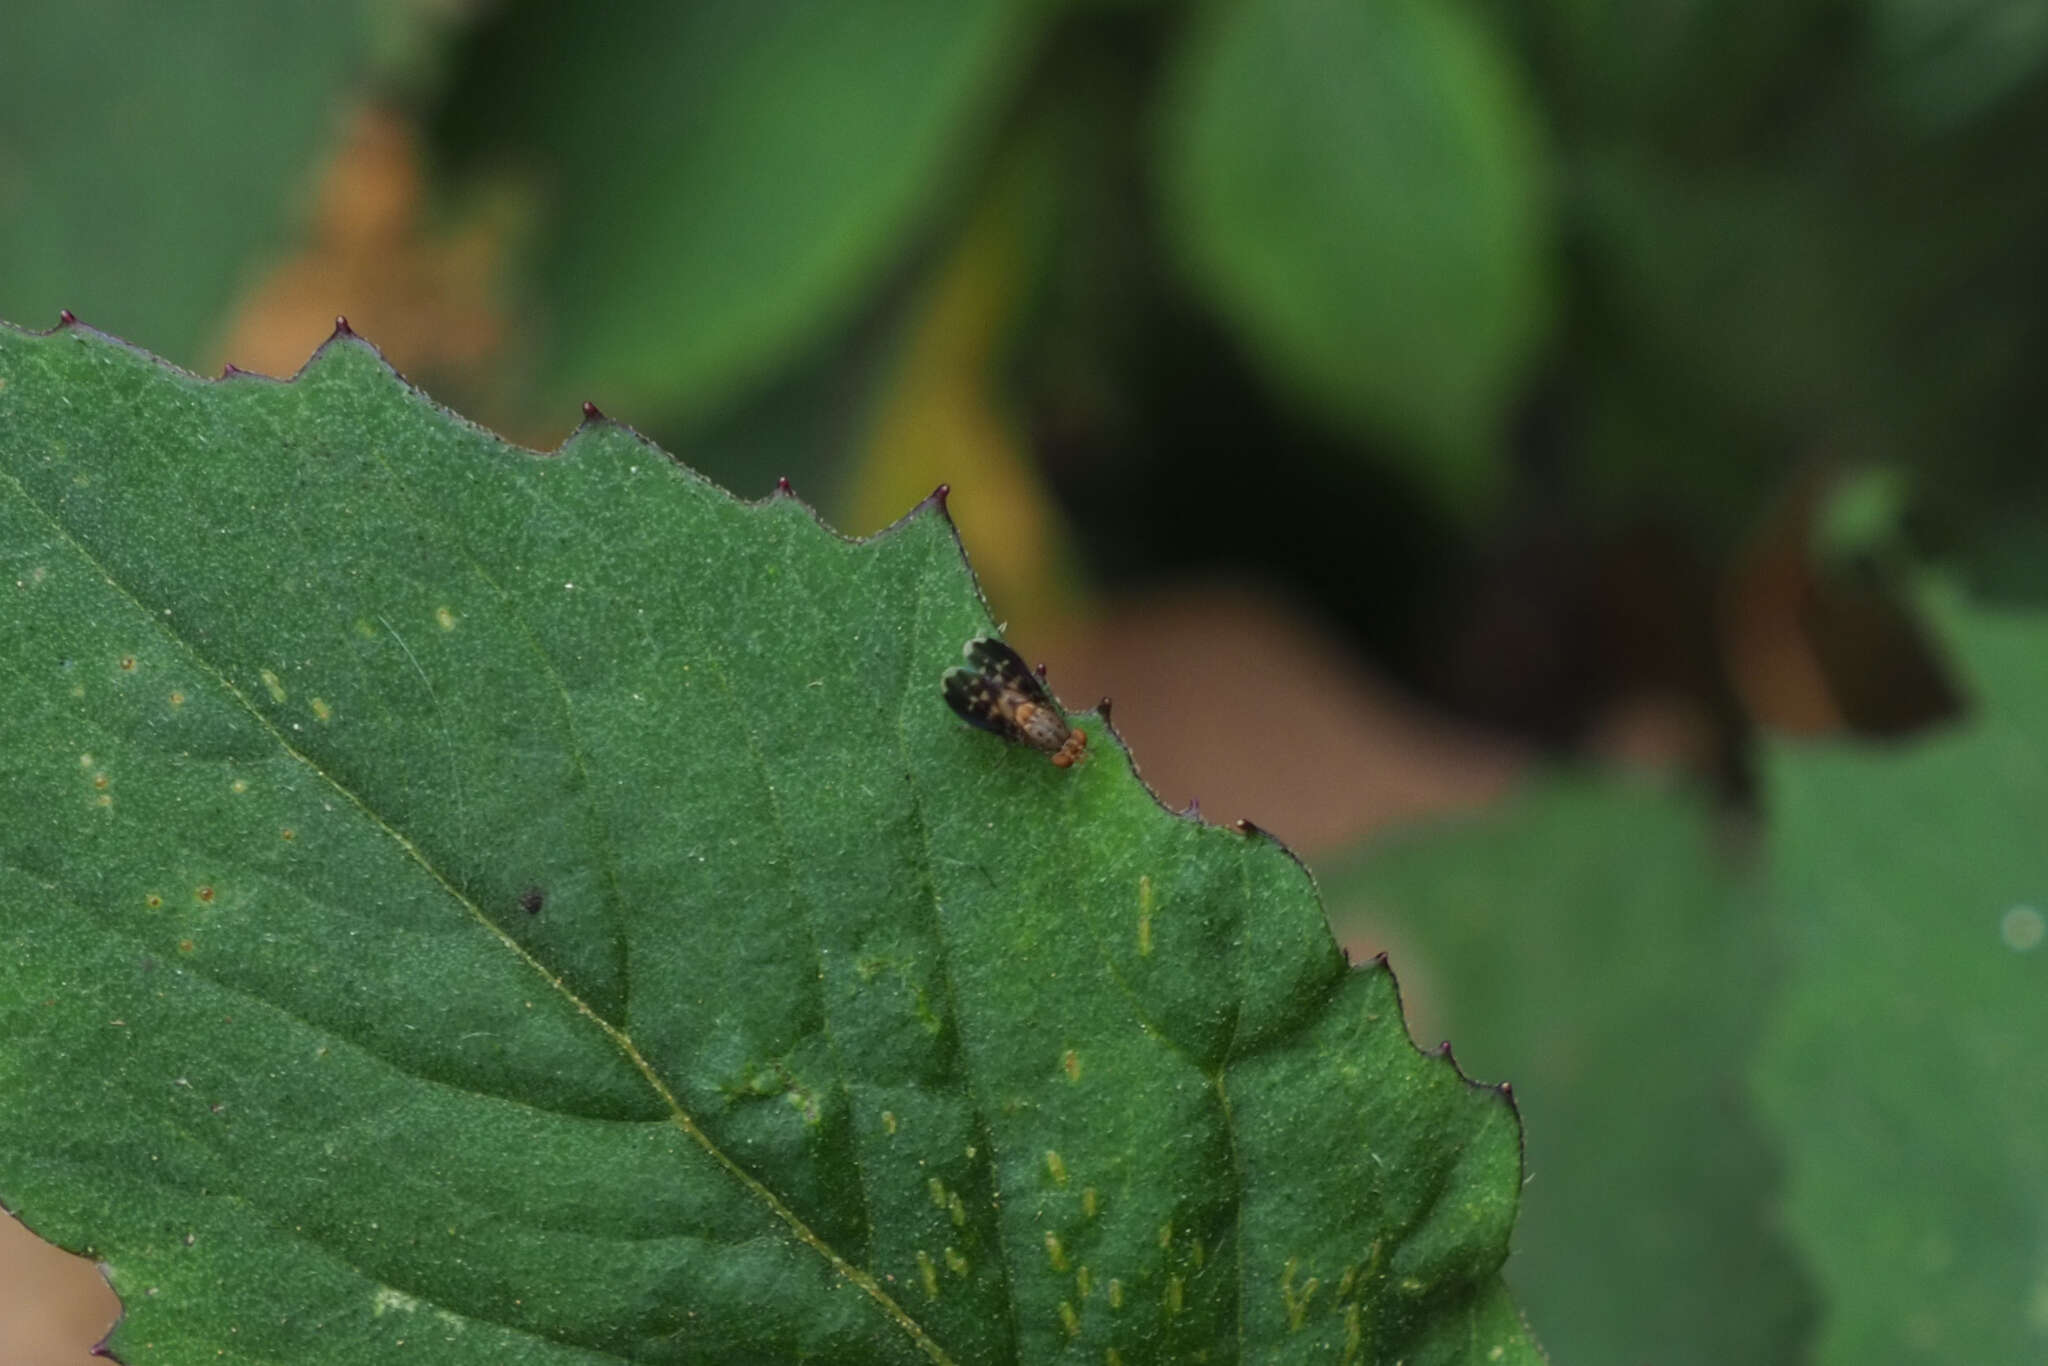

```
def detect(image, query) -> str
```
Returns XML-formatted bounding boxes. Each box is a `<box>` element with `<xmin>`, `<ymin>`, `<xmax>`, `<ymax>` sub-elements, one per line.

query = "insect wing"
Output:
<box><xmin>962</xmin><ymin>635</ymin><xmax>1036</xmax><ymax>690</ymax></box>
<box><xmin>943</xmin><ymin>666</ymin><xmax>1024</xmax><ymax>741</ymax></box>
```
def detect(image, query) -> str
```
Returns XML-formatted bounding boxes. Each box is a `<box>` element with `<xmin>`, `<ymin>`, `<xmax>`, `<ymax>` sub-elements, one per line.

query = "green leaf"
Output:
<box><xmin>0</xmin><ymin>4</ymin><xmax>374</xmax><ymax>365</ymax></box>
<box><xmin>437</xmin><ymin>0</ymin><xmax>1038</xmax><ymax>426</ymax></box>
<box><xmin>1159</xmin><ymin>0</ymin><xmax>1553</xmax><ymax>516</ymax></box>
<box><xmin>0</xmin><ymin>319</ymin><xmax>1534</xmax><ymax>1364</ymax></box>
<box><xmin>1321</xmin><ymin>777</ymin><xmax>1813</xmax><ymax>1366</ymax></box>
<box><xmin>1870</xmin><ymin>0</ymin><xmax>2048</xmax><ymax>134</ymax></box>
<box><xmin>1756</xmin><ymin>585</ymin><xmax>2048</xmax><ymax>1365</ymax></box>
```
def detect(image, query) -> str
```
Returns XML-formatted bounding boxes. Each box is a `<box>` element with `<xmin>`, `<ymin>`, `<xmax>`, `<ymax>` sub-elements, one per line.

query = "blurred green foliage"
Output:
<box><xmin>1327</xmin><ymin>580</ymin><xmax>2048</xmax><ymax>1364</ymax></box>
<box><xmin>435</xmin><ymin>1</ymin><xmax>1036</xmax><ymax>427</ymax></box>
<box><xmin>0</xmin><ymin>3</ymin><xmax>376</xmax><ymax>362</ymax></box>
<box><xmin>10</xmin><ymin>0</ymin><xmax>2045</xmax><ymax>657</ymax></box>
<box><xmin>1323</xmin><ymin>779</ymin><xmax>1814</xmax><ymax>1366</ymax></box>
<box><xmin>1757</xmin><ymin>585</ymin><xmax>2048</xmax><ymax>1365</ymax></box>
<box><xmin>1158</xmin><ymin>0</ymin><xmax>1553</xmax><ymax>516</ymax></box>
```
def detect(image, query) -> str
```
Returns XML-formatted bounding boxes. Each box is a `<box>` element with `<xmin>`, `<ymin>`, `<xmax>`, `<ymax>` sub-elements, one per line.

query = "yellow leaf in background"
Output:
<box><xmin>844</xmin><ymin>164</ymin><xmax>1083</xmax><ymax>640</ymax></box>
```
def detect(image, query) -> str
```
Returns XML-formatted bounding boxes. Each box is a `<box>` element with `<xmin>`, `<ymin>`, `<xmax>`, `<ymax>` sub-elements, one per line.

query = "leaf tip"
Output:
<box><xmin>775</xmin><ymin>475</ymin><xmax>795</xmax><ymax>497</ymax></box>
<box><xmin>57</xmin><ymin>308</ymin><xmax>78</xmax><ymax>327</ymax></box>
<box><xmin>332</xmin><ymin>315</ymin><xmax>355</xmax><ymax>338</ymax></box>
<box><xmin>580</xmin><ymin>399</ymin><xmax>607</xmax><ymax>422</ymax></box>
<box><xmin>89</xmin><ymin>1294</ymin><xmax>124</xmax><ymax>1360</ymax></box>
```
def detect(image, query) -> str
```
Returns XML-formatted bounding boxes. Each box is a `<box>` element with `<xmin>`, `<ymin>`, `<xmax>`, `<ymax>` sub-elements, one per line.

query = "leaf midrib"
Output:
<box><xmin>4</xmin><ymin>460</ymin><xmax>958</xmax><ymax>1366</ymax></box>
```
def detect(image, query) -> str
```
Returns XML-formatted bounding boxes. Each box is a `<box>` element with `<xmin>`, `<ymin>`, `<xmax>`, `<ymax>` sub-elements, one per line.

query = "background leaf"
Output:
<box><xmin>0</xmin><ymin>3</ymin><xmax>375</xmax><ymax>366</ymax></box>
<box><xmin>1159</xmin><ymin>0</ymin><xmax>1553</xmax><ymax>516</ymax></box>
<box><xmin>1323</xmin><ymin>776</ymin><xmax>1814</xmax><ymax>1366</ymax></box>
<box><xmin>0</xmin><ymin>320</ymin><xmax>1534</xmax><ymax>1364</ymax></box>
<box><xmin>1869</xmin><ymin>0</ymin><xmax>2048</xmax><ymax>133</ymax></box>
<box><xmin>1756</xmin><ymin>586</ymin><xmax>2048</xmax><ymax>1364</ymax></box>
<box><xmin>435</xmin><ymin>0</ymin><xmax>1039</xmax><ymax>426</ymax></box>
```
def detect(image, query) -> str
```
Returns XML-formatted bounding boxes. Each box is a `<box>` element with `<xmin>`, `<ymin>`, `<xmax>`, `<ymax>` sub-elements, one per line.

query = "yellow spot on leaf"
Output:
<box><xmin>1108</xmin><ymin>1278</ymin><xmax>1123</xmax><ymax>1310</ymax></box>
<box><xmin>1082</xmin><ymin>1186</ymin><xmax>1099</xmax><ymax>1219</ymax></box>
<box><xmin>260</xmin><ymin>669</ymin><xmax>286</xmax><ymax>703</ymax></box>
<box><xmin>311</xmin><ymin>697</ymin><xmax>332</xmax><ymax>722</ymax></box>
<box><xmin>372</xmin><ymin>1287</ymin><xmax>420</xmax><ymax>1317</ymax></box>
<box><xmin>1283</xmin><ymin>1263</ymin><xmax>1321</xmax><ymax>1331</ymax></box>
<box><xmin>1045</xmin><ymin>1231</ymin><xmax>1069</xmax><ymax>1272</ymax></box>
<box><xmin>436</xmin><ymin>606</ymin><xmax>457</xmax><ymax>631</ymax></box>
<box><xmin>169</xmin><ymin>690</ymin><xmax>185</xmax><ymax>707</ymax></box>
<box><xmin>1045</xmin><ymin>1150</ymin><xmax>1068</xmax><ymax>1186</ymax></box>
<box><xmin>1058</xmin><ymin>1302</ymin><xmax>1080</xmax><ymax>1338</ymax></box>
<box><xmin>916</xmin><ymin>1249</ymin><xmax>939</xmax><ymax>1300</ymax></box>
<box><xmin>928</xmin><ymin>1177</ymin><xmax>948</xmax><ymax>1209</ymax></box>
<box><xmin>1076</xmin><ymin>1265</ymin><xmax>1092</xmax><ymax>1299</ymax></box>
<box><xmin>231</xmin><ymin>778</ymin><xmax>248</xmax><ymax>794</ymax></box>
<box><xmin>1166</xmin><ymin>1276</ymin><xmax>1184</xmax><ymax>1315</ymax></box>
<box><xmin>882</xmin><ymin>1110</ymin><xmax>898</xmax><ymax>1135</ymax></box>
<box><xmin>944</xmin><ymin>1246</ymin><xmax>968</xmax><ymax>1277</ymax></box>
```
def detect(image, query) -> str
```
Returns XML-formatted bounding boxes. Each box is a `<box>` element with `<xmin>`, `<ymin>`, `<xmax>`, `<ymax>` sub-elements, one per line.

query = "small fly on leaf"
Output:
<box><xmin>943</xmin><ymin>637</ymin><xmax>1088</xmax><ymax>768</ymax></box>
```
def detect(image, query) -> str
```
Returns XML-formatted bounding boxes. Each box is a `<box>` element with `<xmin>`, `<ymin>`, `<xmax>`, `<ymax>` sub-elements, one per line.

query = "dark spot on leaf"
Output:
<box><xmin>196</xmin><ymin>886</ymin><xmax>214</xmax><ymax>903</ymax></box>
<box><xmin>518</xmin><ymin>886</ymin><xmax>545</xmax><ymax>915</ymax></box>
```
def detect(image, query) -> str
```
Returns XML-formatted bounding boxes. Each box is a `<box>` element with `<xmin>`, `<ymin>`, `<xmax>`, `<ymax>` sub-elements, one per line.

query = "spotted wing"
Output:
<box><xmin>943</xmin><ymin>666</ymin><xmax>1025</xmax><ymax>741</ymax></box>
<box><xmin>962</xmin><ymin>636</ymin><xmax>1055</xmax><ymax>708</ymax></box>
